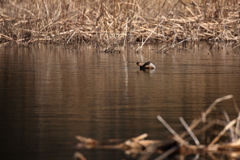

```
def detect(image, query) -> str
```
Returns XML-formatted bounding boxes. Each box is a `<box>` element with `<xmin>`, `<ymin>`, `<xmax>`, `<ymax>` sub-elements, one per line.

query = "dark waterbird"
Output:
<box><xmin>136</xmin><ymin>61</ymin><xmax>156</xmax><ymax>70</ymax></box>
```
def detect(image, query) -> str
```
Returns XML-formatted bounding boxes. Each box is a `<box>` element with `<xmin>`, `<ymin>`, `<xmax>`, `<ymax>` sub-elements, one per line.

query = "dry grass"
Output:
<box><xmin>0</xmin><ymin>0</ymin><xmax>240</xmax><ymax>50</ymax></box>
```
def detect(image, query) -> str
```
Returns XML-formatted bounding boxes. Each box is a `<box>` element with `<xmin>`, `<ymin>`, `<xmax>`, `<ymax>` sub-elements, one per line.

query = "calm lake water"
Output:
<box><xmin>0</xmin><ymin>42</ymin><xmax>240</xmax><ymax>160</ymax></box>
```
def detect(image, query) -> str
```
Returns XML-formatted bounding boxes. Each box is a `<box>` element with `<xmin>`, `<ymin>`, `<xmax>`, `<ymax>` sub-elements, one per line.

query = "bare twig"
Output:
<box><xmin>208</xmin><ymin>117</ymin><xmax>239</xmax><ymax>147</ymax></box>
<box><xmin>179</xmin><ymin>117</ymin><xmax>200</xmax><ymax>145</ymax></box>
<box><xmin>157</xmin><ymin>115</ymin><xmax>188</xmax><ymax>145</ymax></box>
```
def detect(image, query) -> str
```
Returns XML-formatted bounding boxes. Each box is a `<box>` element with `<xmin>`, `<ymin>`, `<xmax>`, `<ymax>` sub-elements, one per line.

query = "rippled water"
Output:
<box><xmin>0</xmin><ymin>42</ymin><xmax>240</xmax><ymax>160</ymax></box>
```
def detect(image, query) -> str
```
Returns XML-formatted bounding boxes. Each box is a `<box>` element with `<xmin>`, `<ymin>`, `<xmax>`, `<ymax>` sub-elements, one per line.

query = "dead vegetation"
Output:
<box><xmin>75</xmin><ymin>95</ymin><xmax>240</xmax><ymax>160</ymax></box>
<box><xmin>0</xmin><ymin>0</ymin><xmax>240</xmax><ymax>51</ymax></box>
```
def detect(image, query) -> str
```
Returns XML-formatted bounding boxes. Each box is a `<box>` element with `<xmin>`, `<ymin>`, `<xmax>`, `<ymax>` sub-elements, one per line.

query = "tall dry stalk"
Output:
<box><xmin>0</xmin><ymin>0</ymin><xmax>239</xmax><ymax>48</ymax></box>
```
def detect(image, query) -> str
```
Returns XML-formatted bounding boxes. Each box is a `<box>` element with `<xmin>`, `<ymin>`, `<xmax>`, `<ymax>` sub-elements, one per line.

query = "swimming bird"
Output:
<box><xmin>136</xmin><ymin>61</ymin><xmax>156</xmax><ymax>70</ymax></box>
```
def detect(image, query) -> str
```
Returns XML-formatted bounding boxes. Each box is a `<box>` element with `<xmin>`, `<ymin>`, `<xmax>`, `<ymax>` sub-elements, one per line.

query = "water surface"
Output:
<box><xmin>0</xmin><ymin>42</ymin><xmax>240</xmax><ymax>160</ymax></box>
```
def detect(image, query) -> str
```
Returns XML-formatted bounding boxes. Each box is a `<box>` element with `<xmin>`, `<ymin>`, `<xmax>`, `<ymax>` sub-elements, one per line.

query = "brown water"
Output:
<box><xmin>0</xmin><ymin>42</ymin><xmax>240</xmax><ymax>160</ymax></box>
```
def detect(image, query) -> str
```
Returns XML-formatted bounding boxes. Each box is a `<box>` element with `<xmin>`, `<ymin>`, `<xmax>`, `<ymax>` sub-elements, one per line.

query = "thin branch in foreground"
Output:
<box><xmin>179</xmin><ymin>117</ymin><xmax>200</xmax><ymax>145</ymax></box>
<box><xmin>208</xmin><ymin>118</ymin><xmax>239</xmax><ymax>147</ymax></box>
<box><xmin>157</xmin><ymin>115</ymin><xmax>188</xmax><ymax>145</ymax></box>
<box><xmin>155</xmin><ymin>146</ymin><xmax>179</xmax><ymax>160</ymax></box>
<box><xmin>73</xmin><ymin>152</ymin><xmax>87</xmax><ymax>160</ymax></box>
<box><xmin>236</xmin><ymin>112</ymin><xmax>240</xmax><ymax>140</ymax></box>
<box><xmin>222</xmin><ymin>110</ymin><xmax>235</xmax><ymax>141</ymax></box>
<box><xmin>181</xmin><ymin>95</ymin><xmax>235</xmax><ymax>139</ymax></box>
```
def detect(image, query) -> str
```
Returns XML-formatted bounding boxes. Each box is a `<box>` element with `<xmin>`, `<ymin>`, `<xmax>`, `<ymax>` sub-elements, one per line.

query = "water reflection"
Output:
<box><xmin>0</xmin><ymin>42</ymin><xmax>240</xmax><ymax>160</ymax></box>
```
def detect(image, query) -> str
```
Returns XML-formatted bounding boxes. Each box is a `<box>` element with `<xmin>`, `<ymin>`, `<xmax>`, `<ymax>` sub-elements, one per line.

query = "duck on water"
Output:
<box><xmin>136</xmin><ymin>61</ymin><xmax>156</xmax><ymax>70</ymax></box>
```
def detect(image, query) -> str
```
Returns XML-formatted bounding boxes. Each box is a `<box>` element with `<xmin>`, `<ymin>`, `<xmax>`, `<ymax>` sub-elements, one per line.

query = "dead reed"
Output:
<box><xmin>0</xmin><ymin>0</ymin><xmax>240</xmax><ymax>50</ymax></box>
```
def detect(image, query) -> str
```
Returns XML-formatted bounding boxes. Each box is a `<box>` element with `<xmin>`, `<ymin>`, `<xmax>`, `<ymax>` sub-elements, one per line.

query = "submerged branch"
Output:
<box><xmin>75</xmin><ymin>95</ymin><xmax>240</xmax><ymax>160</ymax></box>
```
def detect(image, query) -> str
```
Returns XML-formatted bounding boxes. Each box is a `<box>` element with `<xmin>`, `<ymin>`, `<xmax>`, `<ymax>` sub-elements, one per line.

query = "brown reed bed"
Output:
<box><xmin>0</xmin><ymin>0</ymin><xmax>240</xmax><ymax>50</ymax></box>
<box><xmin>75</xmin><ymin>95</ymin><xmax>240</xmax><ymax>160</ymax></box>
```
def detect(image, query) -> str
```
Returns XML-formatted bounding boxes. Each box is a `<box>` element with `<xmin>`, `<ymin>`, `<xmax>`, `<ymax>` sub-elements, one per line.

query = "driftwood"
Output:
<box><xmin>75</xmin><ymin>95</ymin><xmax>240</xmax><ymax>160</ymax></box>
